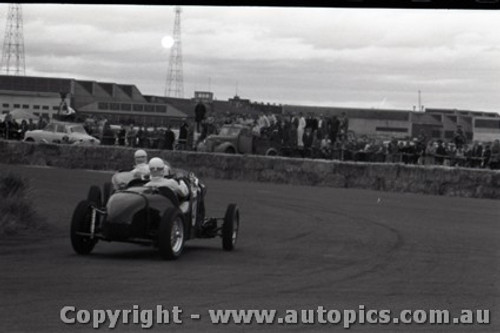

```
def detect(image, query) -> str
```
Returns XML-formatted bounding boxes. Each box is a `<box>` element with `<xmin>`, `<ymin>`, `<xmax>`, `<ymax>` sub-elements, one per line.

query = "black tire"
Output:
<box><xmin>70</xmin><ymin>200</ymin><xmax>98</xmax><ymax>255</ymax></box>
<box><xmin>102</xmin><ymin>182</ymin><xmax>113</xmax><ymax>206</ymax></box>
<box><xmin>225</xmin><ymin>147</ymin><xmax>236</xmax><ymax>154</ymax></box>
<box><xmin>158</xmin><ymin>207</ymin><xmax>185</xmax><ymax>260</ymax></box>
<box><xmin>25</xmin><ymin>137</ymin><xmax>34</xmax><ymax>142</ymax></box>
<box><xmin>222</xmin><ymin>203</ymin><xmax>239</xmax><ymax>251</ymax></box>
<box><xmin>87</xmin><ymin>185</ymin><xmax>102</xmax><ymax>207</ymax></box>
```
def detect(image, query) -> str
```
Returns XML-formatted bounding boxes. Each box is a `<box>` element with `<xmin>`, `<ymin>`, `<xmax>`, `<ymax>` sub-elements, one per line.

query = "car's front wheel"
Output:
<box><xmin>222</xmin><ymin>203</ymin><xmax>239</xmax><ymax>251</ymax></box>
<box><xmin>158</xmin><ymin>207</ymin><xmax>185</xmax><ymax>260</ymax></box>
<box><xmin>87</xmin><ymin>185</ymin><xmax>102</xmax><ymax>208</ymax></box>
<box><xmin>70</xmin><ymin>200</ymin><xmax>98</xmax><ymax>255</ymax></box>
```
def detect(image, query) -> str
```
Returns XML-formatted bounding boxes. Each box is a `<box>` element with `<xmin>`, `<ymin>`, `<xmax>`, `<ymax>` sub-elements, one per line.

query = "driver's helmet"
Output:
<box><xmin>134</xmin><ymin>149</ymin><xmax>148</xmax><ymax>165</ymax></box>
<box><xmin>149</xmin><ymin>157</ymin><xmax>168</xmax><ymax>178</ymax></box>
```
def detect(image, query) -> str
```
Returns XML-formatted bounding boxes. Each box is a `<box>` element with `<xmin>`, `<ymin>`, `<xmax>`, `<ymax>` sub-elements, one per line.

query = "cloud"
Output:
<box><xmin>2</xmin><ymin>4</ymin><xmax>498</xmax><ymax>113</ymax></box>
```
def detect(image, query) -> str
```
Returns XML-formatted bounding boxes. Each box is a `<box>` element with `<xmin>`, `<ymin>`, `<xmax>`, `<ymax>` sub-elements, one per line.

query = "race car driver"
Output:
<box><xmin>131</xmin><ymin>149</ymin><xmax>150</xmax><ymax>179</ymax></box>
<box><xmin>111</xmin><ymin>149</ymin><xmax>150</xmax><ymax>190</ymax></box>
<box><xmin>145</xmin><ymin>157</ymin><xmax>190</xmax><ymax>213</ymax></box>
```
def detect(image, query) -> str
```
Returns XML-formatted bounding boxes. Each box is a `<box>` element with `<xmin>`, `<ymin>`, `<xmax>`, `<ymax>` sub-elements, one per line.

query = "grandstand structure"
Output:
<box><xmin>0</xmin><ymin>74</ymin><xmax>498</xmax><ymax>141</ymax></box>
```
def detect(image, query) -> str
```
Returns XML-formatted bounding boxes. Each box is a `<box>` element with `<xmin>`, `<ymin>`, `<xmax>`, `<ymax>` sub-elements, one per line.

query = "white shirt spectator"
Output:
<box><xmin>297</xmin><ymin>116</ymin><xmax>306</xmax><ymax>148</ymax></box>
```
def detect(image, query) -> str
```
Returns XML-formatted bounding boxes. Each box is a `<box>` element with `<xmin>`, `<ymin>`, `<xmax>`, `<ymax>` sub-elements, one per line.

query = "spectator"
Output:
<box><xmin>4</xmin><ymin>112</ymin><xmax>14</xmax><ymax>140</ymax></box>
<box><xmin>27</xmin><ymin>118</ymin><xmax>36</xmax><ymax>131</ymax></box>
<box><xmin>125</xmin><ymin>124</ymin><xmax>137</xmax><ymax>147</ymax></box>
<box><xmin>454</xmin><ymin>145</ymin><xmax>466</xmax><ymax>167</ymax></box>
<box><xmin>387</xmin><ymin>137</ymin><xmax>400</xmax><ymax>163</ymax></box>
<box><xmin>302</xmin><ymin>127</ymin><xmax>314</xmax><ymax>158</ymax></box>
<box><xmin>280</xmin><ymin>117</ymin><xmax>292</xmax><ymax>147</ymax></box>
<box><xmin>328</xmin><ymin>115</ymin><xmax>340</xmax><ymax>144</ymax></box>
<box><xmin>482</xmin><ymin>144</ymin><xmax>491</xmax><ymax>168</ymax></box>
<box><xmin>178</xmin><ymin>122</ymin><xmax>188</xmax><ymax>150</ymax></box>
<box><xmin>453</xmin><ymin>125</ymin><xmax>467</xmax><ymax>150</ymax></box>
<box><xmin>317</xmin><ymin>115</ymin><xmax>328</xmax><ymax>141</ymax></box>
<box><xmin>37</xmin><ymin>115</ymin><xmax>47</xmax><ymax>130</ymax></box>
<box><xmin>338</xmin><ymin>112</ymin><xmax>349</xmax><ymax>142</ymax></box>
<box><xmin>117</xmin><ymin>125</ymin><xmax>126</xmax><ymax>146</ymax></box>
<box><xmin>290</xmin><ymin>114</ymin><xmax>298</xmax><ymax>149</ymax></box>
<box><xmin>489</xmin><ymin>140</ymin><xmax>500</xmax><ymax>169</ymax></box>
<box><xmin>194</xmin><ymin>101</ymin><xmax>206</xmax><ymax>133</ymax></box>
<box><xmin>101</xmin><ymin>121</ymin><xmax>115</xmax><ymax>146</ymax></box>
<box><xmin>319</xmin><ymin>137</ymin><xmax>332</xmax><ymax>159</ymax></box>
<box><xmin>257</xmin><ymin>112</ymin><xmax>271</xmax><ymax>133</ymax></box>
<box><xmin>164</xmin><ymin>125</ymin><xmax>175</xmax><ymax>150</ymax></box>
<box><xmin>19</xmin><ymin>119</ymin><xmax>28</xmax><ymax>138</ymax></box>
<box><xmin>297</xmin><ymin>112</ymin><xmax>306</xmax><ymax>150</ymax></box>
<box><xmin>469</xmin><ymin>142</ymin><xmax>483</xmax><ymax>168</ymax></box>
<box><xmin>150</xmin><ymin>127</ymin><xmax>161</xmax><ymax>149</ymax></box>
<box><xmin>137</xmin><ymin>126</ymin><xmax>147</xmax><ymax>148</ymax></box>
<box><xmin>268</xmin><ymin>112</ymin><xmax>278</xmax><ymax>127</ymax></box>
<box><xmin>434</xmin><ymin>140</ymin><xmax>447</xmax><ymax>165</ymax></box>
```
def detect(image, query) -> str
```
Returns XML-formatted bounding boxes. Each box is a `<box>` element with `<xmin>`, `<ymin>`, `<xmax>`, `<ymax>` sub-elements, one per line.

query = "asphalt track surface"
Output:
<box><xmin>0</xmin><ymin>164</ymin><xmax>498</xmax><ymax>332</ymax></box>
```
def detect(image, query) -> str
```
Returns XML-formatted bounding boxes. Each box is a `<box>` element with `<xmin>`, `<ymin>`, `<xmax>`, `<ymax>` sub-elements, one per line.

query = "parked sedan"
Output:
<box><xmin>24</xmin><ymin>121</ymin><xmax>100</xmax><ymax>145</ymax></box>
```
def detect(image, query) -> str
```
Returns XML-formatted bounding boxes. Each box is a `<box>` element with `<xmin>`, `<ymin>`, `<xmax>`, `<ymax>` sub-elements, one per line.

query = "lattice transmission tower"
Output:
<box><xmin>164</xmin><ymin>6</ymin><xmax>184</xmax><ymax>98</ymax></box>
<box><xmin>1</xmin><ymin>3</ymin><xmax>25</xmax><ymax>76</ymax></box>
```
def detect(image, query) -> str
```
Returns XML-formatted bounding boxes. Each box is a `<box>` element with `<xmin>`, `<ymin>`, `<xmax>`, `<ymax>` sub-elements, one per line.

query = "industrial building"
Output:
<box><xmin>0</xmin><ymin>74</ymin><xmax>499</xmax><ymax>141</ymax></box>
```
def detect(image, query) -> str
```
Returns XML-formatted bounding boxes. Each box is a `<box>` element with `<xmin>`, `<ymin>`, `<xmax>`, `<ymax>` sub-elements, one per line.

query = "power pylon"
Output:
<box><xmin>1</xmin><ymin>3</ymin><xmax>25</xmax><ymax>76</ymax></box>
<box><xmin>164</xmin><ymin>6</ymin><xmax>184</xmax><ymax>98</ymax></box>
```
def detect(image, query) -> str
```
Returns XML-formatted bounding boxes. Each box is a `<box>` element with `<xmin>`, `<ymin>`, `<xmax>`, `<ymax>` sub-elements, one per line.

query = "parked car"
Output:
<box><xmin>197</xmin><ymin>124</ymin><xmax>280</xmax><ymax>156</ymax></box>
<box><xmin>23</xmin><ymin>121</ymin><xmax>100</xmax><ymax>145</ymax></box>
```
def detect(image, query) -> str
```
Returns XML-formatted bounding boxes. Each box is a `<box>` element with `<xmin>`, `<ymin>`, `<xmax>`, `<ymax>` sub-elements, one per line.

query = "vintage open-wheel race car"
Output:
<box><xmin>70</xmin><ymin>171</ymin><xmax>239</xmax><ymax>260</ymax></box>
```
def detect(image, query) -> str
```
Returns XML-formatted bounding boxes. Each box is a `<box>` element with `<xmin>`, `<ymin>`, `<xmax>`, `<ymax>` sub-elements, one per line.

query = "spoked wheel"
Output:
<box><xmin>158</xmin><ymin>207</ymin><xmax>185</xmax><ymax>260</ymax></box>
<box><xmin>222</xmin><ymin>203</ymin><xmax>239</xmax><ymax>251</ymax></box>
<box><xmin>70</xmin><ymin>200</ymin><xmax>98</xmax><ymax>255</ymax></box>
<box><xmin>87</xmin><ymin>185</ymin><xmax>102</xmax><ymax>208</ymax></box>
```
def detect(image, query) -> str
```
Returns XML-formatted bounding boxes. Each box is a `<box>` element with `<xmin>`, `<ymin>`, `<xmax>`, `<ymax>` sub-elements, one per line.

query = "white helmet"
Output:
<box><xmin>148</xmin><ymin>157</ymin><xmax>165</xmax><ymax>170</ymax></box>
<box><xmin>134</xmin><ymin>149</ymin><xmax>147</xmax><ymax>158</ymax></box>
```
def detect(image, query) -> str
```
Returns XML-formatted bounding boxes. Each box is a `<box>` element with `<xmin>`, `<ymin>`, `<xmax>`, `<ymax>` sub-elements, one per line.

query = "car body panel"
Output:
<box><xmin>24</xmin><ymin>121</ymin><xmax>100</xmax><ymax>145</ymax></box>
<box><xmin>198</xmin><ymin>123</ymin><xmax>281</xmax><ymax>156</ymax></box>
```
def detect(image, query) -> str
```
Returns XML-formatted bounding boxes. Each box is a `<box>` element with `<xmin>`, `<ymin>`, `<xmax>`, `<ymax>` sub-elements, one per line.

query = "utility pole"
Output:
<box><xmin>164</xmin><ymin>6</ymin><xmax>184</xmax><ymax>98</ymax></box>
<box><xmin>1</xmin><ymin>3</ymin><xmax>25</xmax><ymax>75</ymax></box>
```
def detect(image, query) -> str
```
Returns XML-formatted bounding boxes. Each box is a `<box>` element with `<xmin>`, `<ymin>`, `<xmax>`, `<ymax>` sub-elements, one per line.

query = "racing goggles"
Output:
<box><xmin>149</xmin><ymin>166</ymin><xmax>164</xmax><ymax>172</ymax></box>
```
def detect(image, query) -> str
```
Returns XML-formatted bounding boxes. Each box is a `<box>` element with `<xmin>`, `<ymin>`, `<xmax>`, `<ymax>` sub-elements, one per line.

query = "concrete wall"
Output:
<box><xmin>1</xmin><ymin>140</ymin><xmax>499</xmax><ymax>199</ymax></box>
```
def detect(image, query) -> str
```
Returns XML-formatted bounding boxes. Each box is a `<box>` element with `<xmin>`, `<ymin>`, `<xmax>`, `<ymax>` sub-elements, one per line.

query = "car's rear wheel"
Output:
<box><xmin>25</xmin><ymin>137</ymin><xmax>34</xmax><ymax>142</ymax></box>
<box><xmin>102</xmin><ymin>182</ymin><xmax>113</xmax><ymax>206</ymax></box>
<box><xmin>225</xmin><ymin>147</ymin><xmax>235</xmax><ymax>154</ymax></box>
<box><xmin>87</xmin><ymin>185</ymin><xmax>102</xmax><ymax>208</ymax></box>
<box><xmin>158</xmin><ymin>207</ymin><xmax>185</xmax><ymax>260</ymax></box>
<box><xmin>222</xmin><ymin>203</ymin><xmax>239</xmax><ymax>251</ymax></box>
<box><xmin>70</xmin><ymin>200</ymin><xmax>98</xmax><ymax>255</ymax></box>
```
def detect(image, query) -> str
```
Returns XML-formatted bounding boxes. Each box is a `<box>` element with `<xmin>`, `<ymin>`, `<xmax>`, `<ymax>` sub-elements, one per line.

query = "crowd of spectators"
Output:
<box><xmin>83</xmin><ymin>118</ymin><xmax>185</xmax><ymax>151</ymax></box>
<box><xmin>193</xmin><ymin>110</ymin><xmax>500</xmax><ymax>170</ymax></box>
<box><xmin>2</xmin><ymin>108</ymin><xmax>499</xmax><ymax>170</ymax></box>
<box><xmin>0</xmin><ymin>113</ymin><xmax>48</xmax><ymax>140</ymax></box>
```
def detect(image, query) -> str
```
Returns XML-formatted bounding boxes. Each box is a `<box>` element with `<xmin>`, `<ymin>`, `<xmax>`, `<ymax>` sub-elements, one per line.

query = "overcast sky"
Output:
<box><xmin>2</xmin><ymin>4</ymin><xmax>499</xmax><ymax>113</ymax></box>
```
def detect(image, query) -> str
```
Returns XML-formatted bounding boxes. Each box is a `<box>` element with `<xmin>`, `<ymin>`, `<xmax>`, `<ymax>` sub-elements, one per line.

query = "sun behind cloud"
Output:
<box><xmin>161</xmin><ymin>35</ymin><xmax>175</xmax><ymax>49</ymax></box>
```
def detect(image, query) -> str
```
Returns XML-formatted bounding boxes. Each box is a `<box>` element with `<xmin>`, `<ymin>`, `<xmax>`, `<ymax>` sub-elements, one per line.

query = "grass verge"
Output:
<box><xmin>0</xmin><ymin>173</ymin><xmax>48</xmax><ymax>237</ymax></box>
